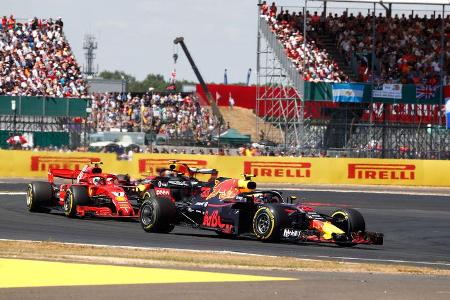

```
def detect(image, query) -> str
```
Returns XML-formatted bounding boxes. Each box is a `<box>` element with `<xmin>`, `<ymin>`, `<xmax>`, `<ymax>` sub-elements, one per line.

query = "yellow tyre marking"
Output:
<box><xmin>26</xmin><ymin>185</ymin><xmax>32</xmax><ymax>207</ymax></box>
<box><xmin>254</xmin><ymin>207</ymin><xmax>275</xmax><ymax>240</ymax></box>
<box><xmin>331</xmin><ymin>211</ymin><xmax>348</xmax><ymax>220</ymax></box>
<box><xmin>65</xmin><ymin>192</ymin><xmax>73</xmax><ymax>216</ymax></box>
<box><xmin>0</xmin><ymin>258</ymin><xmax>295</xmax><ymax>288</ymax></box>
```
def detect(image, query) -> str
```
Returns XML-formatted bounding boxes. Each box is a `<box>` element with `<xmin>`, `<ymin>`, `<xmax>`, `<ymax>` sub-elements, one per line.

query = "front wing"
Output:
<box><xmin>75</xmin><ymin>205</ymin><xmax>138</xmax><ymax>219</ymax></box>
<box><xmin>281</xmin><ymin>227</ymin><xmax>384</xmax><ymax>245</ymax></box>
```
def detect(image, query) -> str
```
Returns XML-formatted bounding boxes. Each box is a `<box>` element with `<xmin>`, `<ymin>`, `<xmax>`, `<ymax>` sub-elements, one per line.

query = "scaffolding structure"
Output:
<box><xmin>255</xmin><ymin>0</ymin><xmax>450</xmax><ymax>158</ymax></box>
<box><xmin>83</xmin><ymin>34</ymin><xmax>98</xmax><ymax>77</ymax></box>
<box><xmin>256</xmin><ymin>7</ymin><xmax>305</xmax><ymax>150</ymax></box>
<box><xmin>0</xmin><ymin>115</ymin><xmax>79</xmax><ymax>133</ymax></box>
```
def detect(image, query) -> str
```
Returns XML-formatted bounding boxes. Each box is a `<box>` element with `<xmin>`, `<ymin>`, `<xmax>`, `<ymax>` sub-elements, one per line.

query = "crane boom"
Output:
<box><xmin>173</xmin><ymin>37</ymin><xmax>223</xmax><ymax>125</ymax></box>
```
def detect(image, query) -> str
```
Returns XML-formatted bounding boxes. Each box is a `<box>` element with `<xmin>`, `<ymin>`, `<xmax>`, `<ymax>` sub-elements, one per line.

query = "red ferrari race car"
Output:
<box><xmin>139</xmin><ymin>174</ymin><xmax>383</xmax><ymax>246</ymax></box>
<box><xmin>26</xmin><ymin>161</ymin><xmax>138</xmax><ymax>218</ymax></box>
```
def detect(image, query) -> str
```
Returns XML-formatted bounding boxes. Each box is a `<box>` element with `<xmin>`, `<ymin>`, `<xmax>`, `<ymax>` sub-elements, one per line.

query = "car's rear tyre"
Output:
<box><xmin>253</xmin><ymin>205</ymin><xmax>288</xmax><ymax>242</ymax></box>
<box><xmin>27</xmin><ymin>182</ymin><xmax>53</xmax><ymax>212</ymax></box>
<box><xmin>140</xmin><ymin>195</ymin><xmax>176</xmax><ymax>233</ymax></box>
<box><xmin>64</xmin><ymin>186</ymin><xmax>90</xmax><ymax>217</ymax></box>
<box><xmin>331</xmin><ymin>208</ymin><xmax>366</xmax><ymax>247</ymax></box>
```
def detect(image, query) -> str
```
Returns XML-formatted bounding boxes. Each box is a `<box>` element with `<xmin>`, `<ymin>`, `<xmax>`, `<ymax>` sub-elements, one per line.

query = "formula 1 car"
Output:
<box><xmin>124</xmin><ymin>160</ymin><xmax>218</xmax><ymax>204</ymax></box>
<box><xmin>139</xmin><ymin>175</ymin><xmax>383</xmax><ymax>246</ymax></box>
<box><xmin>26</xmin><ymin>161</ymin><xmax>138</xmax><ymax>218</ymax></box>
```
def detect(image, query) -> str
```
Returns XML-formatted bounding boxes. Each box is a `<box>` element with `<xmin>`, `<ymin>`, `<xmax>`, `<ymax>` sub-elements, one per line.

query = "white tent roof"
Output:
<box><xmin>309</xmin><ymin>0</ymin><xmax>449</xmax><ymax>5</ymax></box>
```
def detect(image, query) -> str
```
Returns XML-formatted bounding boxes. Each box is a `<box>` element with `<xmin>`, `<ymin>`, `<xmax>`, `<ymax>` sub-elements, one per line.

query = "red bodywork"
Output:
<box><xmin>48</xmin><ymin>165</ymin><xmax>136</xmax><ymax>218</ymax></box>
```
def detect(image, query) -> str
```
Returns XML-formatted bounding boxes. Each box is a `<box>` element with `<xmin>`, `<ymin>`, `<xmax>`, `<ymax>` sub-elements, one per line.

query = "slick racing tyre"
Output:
<box><xmin>64</xmin><ymin>186</ymin><xmax>90</xmax><ymax>217</ymax></box>
<box><xmin>331</xmin><ymin>208</ymin><xmax>366</xmax><ymax>246</ymax></box>
<box><xmin>253</xmin><ymin>205</ymin><xmax>288</xmax><ymax>242</ymax></box>
<box><xmin>27</xmin><ymin>182</ymin><xmax>53</xmax><ymax>212</ymax></box>
<box><xmin>140</xmin><ymin>196</ymin><xmax>176</xmax><ymax>233</ymax></box>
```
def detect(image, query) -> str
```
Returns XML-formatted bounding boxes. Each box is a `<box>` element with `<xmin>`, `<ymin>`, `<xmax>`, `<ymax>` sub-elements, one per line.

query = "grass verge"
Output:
<box><xmin>1</xmin><ymin>240</ymin><xmax>449</xmax><ymax>276</ymax></box>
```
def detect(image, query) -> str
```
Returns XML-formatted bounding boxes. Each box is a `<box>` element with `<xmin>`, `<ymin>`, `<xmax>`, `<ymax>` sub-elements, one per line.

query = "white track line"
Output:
<box><xmin>0</xmin><ymin>192</ymin><xmax>26</xmax><ymax>195</ymax></box>
<box><xmin>264</xmin><ymin>187</ymin><xmax>450</xmax><ymax>197</ymax></box>
<box><xmin>315</xmin><ymin>255</ymin><xmax>450</xmax><ymax>267</ymax></box>
<box><xmin>1</xmin><ymin>239</ymin><xmax>449</xmax><ymax>268</ymax></box>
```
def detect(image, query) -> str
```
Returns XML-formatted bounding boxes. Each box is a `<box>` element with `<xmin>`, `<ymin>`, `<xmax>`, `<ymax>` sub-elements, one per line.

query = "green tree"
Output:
<box><xmin>98</xmin><ymin>70</ymin><xmax>196</xmax><ymax>93</ymax></box>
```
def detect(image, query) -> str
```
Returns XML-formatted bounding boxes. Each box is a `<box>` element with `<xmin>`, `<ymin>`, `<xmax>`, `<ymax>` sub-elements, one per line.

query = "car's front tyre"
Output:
<box><xmin>64</xmin><ymin>186</ymin><xmax>90</xmax><ymax>217</ymax></box>
<box><xmin>331</xmin><ymin>208</ymin><xmax>366</xmax><ymax>246</ymax></box>
<box><xmin>253</xmin><ymin>205</ymin><xmax>288</xmax><ymax>242</ymax></box>
<box><xmin>140</xmin><ymin>196</ymin><xmax>176</xmax><ymax>233</ymax></box>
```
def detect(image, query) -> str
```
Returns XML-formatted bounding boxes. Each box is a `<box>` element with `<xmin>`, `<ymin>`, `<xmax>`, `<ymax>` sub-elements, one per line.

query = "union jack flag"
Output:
<box><xmin>416</xmin><ymin>85</ymin><xmax>438</xmax><ymax>100</ymax></box>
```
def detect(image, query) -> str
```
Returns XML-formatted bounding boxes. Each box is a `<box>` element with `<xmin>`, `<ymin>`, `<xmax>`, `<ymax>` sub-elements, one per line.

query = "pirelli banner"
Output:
<box><xmin>1</xmin><ymin>150</ymin><xmax>449</xmax><ymax>187</ymax></box>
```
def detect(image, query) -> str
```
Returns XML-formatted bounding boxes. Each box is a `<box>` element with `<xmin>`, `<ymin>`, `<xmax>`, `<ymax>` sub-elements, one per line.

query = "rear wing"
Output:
<box><xmin>48</xmin><ymin>168</ymin><xmax>81</xmax><ymax>184</ymax></box>
<box><xmin>189</xmin><ymin>168</ymin><xmax>218</xmax><ymax>175</ymax></box>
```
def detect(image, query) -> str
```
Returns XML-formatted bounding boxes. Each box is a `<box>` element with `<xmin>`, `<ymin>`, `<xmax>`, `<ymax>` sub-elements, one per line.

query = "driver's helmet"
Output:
<box><xmin>161</xmin><ymin>170</ymin><xmax>176</xmax><ymax>177</ymax></box>
<box><xmin>92</xmin><ymin>176</ymin><xmax>104</xmax><ymax>185</ymax></box>
<box><xmin>266</xmin><ymin>193</ymin><xmax>280</xmax><ymax>203</ymax></box>
<box><xmin>257</xmin><ymin>192</ymin><xmax>279</xmax><ymax>203</ymax></box>
<box><xmin>92</xmin><ymin>164</ymin><xmax>102</xmax><ymax>174</ymax></box>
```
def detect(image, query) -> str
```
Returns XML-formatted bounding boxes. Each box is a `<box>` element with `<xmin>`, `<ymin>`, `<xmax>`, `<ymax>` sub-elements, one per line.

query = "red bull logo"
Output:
<box><xmin>138</xmin><ymin>159</ymin><xmax>207</xmax><ymax>175</ymax></box>
<box><xmin>243</xmin><ymin>161</ymin><xmax>311</xmax><ymax>178</ymax></box>
<box><xmin>31</xmin><ymin>156</ymin><xmax>100</xmax><ymax>172</ymax></box>
<box><xmin>348</xmin><ymin>163</ymin><xmax>416</xmax><ymax>180</ymax></box>
<box><xmin>202</xmin><ymin>210</ymin><xmax>232</xmax><ymax>232</ymax></box>
<box><xmin>206</xmin><ymin>179</ymin><xmax>240</xmax><ymax>200</ymax></box>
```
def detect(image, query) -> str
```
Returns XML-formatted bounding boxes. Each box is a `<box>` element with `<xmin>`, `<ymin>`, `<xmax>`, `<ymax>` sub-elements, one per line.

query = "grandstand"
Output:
<box><xmin>0</xmin><ymin>16</ymin><xmax>88</xmax><ymax>148</ymax></box>
<box><xmin>0</xmin><ymin>16</ymin><xmax>223</xmax><ymax>150</ymax></box>
<box><xmin>89</xmin><ymin>92</ymin><xmax>222</xmax><ymax>147</ymax></box>
<box><xmin>256</xmin><ymin>0</ymin><xmax>450</xmax><ymax>159</ymax></box>
<box><xmin>0</xmin><ymin>16</ymin><xmax>87</xmax><ymax>97</ymax></box>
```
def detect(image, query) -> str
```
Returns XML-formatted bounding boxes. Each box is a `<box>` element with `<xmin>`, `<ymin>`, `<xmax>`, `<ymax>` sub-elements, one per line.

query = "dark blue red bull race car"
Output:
<box><xmin>139</xmin><ymin>172</ymin><xmax>383</xmax><ymax>246</ymax></box>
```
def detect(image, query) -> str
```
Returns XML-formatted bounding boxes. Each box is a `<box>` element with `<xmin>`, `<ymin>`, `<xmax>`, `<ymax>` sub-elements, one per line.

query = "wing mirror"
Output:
<box><xmin>288</xmin><ymin>196</ymin><xmax>297</xmax><ymax>204</ymax></box>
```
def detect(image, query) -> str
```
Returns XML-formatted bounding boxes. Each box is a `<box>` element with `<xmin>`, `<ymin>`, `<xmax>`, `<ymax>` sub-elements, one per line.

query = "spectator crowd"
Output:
<box><xmin>0</xmin><ymin>15</ymin><xmax>87</xmax><ymax>97</ymax></box>
<box><xmin>89</xmin><ymin>92</ymin><xmax>223</xmax><ymax>146</ymax></box>
<box><xmin>261</xmin><ymin>2</ymin><xmax>450</xmax><ymax>84</ymax></box>
<box><xmin>261</xmin><ymin>2</ymin><xmax>349</xmax><ymax>82</ymax></box>
<box><xmin>326</xmin><ymin>11</ymin><xmax>450</xmax><ymax>84</ymax></box>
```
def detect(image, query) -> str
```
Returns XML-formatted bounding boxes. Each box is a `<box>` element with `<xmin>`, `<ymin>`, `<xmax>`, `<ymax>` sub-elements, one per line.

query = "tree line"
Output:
<box><xmin>98</xmin><ymin>70</ymin><xmax>196</xmax><ymax>93</ymax></box>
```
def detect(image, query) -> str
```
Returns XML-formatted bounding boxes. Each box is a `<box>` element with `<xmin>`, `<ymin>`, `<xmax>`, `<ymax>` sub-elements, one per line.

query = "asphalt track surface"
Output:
<box><xmin>1</xmin><ymin>182</ymin><xmax>450</xmax><ymax>268</ymax></box>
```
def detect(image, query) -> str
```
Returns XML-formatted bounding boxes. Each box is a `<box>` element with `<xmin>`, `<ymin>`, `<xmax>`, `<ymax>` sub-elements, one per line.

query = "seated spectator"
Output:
<box><xmin>0</xmin><ymin>16</ymin><xmax>87</xmax><ymax>97</ymax></box>
<box><xmin>88</xmin><ymin>92</ymin><xmax>223</xmax><ymax>146</ymax></box>
<box><xmin>262</xmin><ymin>4</ymin><xmax>450</xmax><ymax>84</ymax></box>
<box><xmin>263</xmin><ymin>7</ymin><xmax>347</xmax><ymax>82</ymax></box>
<box><xmin>323</xmin><ymin>10</ymin><xmax>450</xmax><ymax>84</ymax></box>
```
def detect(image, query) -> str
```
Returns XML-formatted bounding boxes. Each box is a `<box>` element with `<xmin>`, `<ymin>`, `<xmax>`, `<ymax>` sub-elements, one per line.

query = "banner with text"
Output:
<box><xmin>1</xmin><ymin>150</ymin><xmax>450</xmax><ymax>187</ymax></box>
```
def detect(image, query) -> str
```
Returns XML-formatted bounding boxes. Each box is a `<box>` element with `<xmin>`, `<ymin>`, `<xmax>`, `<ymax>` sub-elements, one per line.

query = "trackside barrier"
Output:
<box><xmin>1</xmin><ymin>150</ymin><xmax>449</xmax><ymax>187</ymax></box>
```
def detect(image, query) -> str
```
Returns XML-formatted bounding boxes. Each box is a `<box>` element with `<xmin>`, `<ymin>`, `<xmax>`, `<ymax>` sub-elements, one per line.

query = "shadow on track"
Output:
<box><xmin>172</xmin><ymin>232</ymin><xmax>382</xmax><ymax>250</ymax></box>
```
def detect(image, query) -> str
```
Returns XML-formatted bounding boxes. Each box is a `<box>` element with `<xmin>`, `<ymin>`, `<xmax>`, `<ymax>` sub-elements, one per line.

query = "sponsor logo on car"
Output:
<box><xmin>348</xmin><ymin>163</ymin><xmax>415</xmax><ymax>180</ymax></box>
<box><xmin>243</xmin><ymin>161</ymin><xmax>311</xmax><ymax>178</ymax></box>
<box><xmin>155</xmin><ymin>189</ymin><xmax>170</xmax><ymax>196</ymax></box>
<box><xmin>138</xmin><ymin>159</ymin><xmax>207</xmax><ymax>175</ymax></box>
<box><xmin>282</xmin><ymin>228</ymin><xmax>301</xmax><ymax>238</ymax></box>
<box><xmin>169</xmin><ymin>180</ymin><xmax>190</xmax><ymax>187</ymax></box>
<box><xmin>206</xmin><ymin>179</ymin><xmax>240</xmax><ymax>200</ymax></box>
<box><xmin>157</xmin><ymin>181</ymin><xmax>168</xmax><ymax>187</ymax></box>
<box><xmin>31</xmin><ymin>156</ymin><xmax>100</xmax><ymax>172</ymax></box>
<box><xmin>202</xmin><ymin>209</ymin><xmax>232</xmax><ymax>233</ymax></box>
